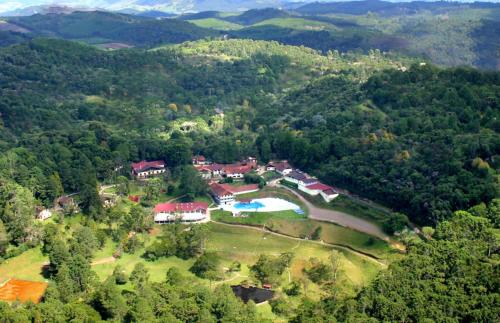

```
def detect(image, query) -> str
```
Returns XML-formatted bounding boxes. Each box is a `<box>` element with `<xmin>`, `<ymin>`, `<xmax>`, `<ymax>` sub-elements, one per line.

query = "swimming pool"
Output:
<box><xmin>223</xmin><ymin>198</ymin><xmax>302</xmax><ymax>213</ymax></box>
<box><xmin>234</xmin><ymin>201</ymin><xmax>265</xmax><ymax>210</ymax></box>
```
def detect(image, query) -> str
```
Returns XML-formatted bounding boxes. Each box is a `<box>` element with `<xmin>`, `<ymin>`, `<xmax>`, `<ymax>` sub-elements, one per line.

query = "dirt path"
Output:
<box><xmin>91</xmin><ymin>257</ymin><xmax>116</xmax><ymax>266</ymax></box>
<box><xmin>212</xmin><ymin>221</ymin><xmax>387</xmax><ymax>268</ymax></box>
<box><xmin>278</xmin><ymin>185</ymin><xmax>389</xmax><ymax>241</ymax></box>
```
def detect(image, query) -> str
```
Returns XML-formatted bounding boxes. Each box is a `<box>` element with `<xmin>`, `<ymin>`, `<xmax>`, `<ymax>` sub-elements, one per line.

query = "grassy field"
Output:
<box><xmin>211</xmin><ymin>209</ymin><xmax>306</xmax><ymax>226</ymax></box>
<box><xmin>211</xmin><ymin>210</ymin><xmax>391</xmax><ymax>258</ymax></box>
<box><xmin>0</xmin><ymin>222</ymin><xmax>383</xmax><ymax>302</ymax></box>
<box><xmin>0</xmin><ymin>247</ymin><xmax>47</xmax><ymax>282</ymax></box>
<box><xmin>188</xmin><ymin>18</ymin><xmax>243</xmax><ymax>30</ymax></box>
<box><xmin>254</xmin><ymin>18</ymin><xmax>339</xmax><ymax>31</ymax></box>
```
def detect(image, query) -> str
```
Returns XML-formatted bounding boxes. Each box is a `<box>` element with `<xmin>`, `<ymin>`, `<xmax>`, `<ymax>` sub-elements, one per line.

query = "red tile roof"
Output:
<box><xmin>131</xmin><ymin>160</ymin><xmax>165</xmax><ymax>172</ymax></box>
<box><xmin>224</xmin><ymin>164</ymin><xmax>253</xmax><ymax>174</ymax></box>
<box><xmin>274</xmin><ymin>161</ymin><xmax>291</xmax><ymax>172</ymax></box>
<box><xmin>154</xmin><ymin>202</ymin><xmax>208</xmax><ymax>213</ymax></box>
<box><xmin>305</xmin><ymin>183</ymin><xmax>335</xmax><ymax>192</ymax></box>
<box><xmin>210</xmin><ymin>183</ymin><xmax>233</xmax><ymax>197</ymax></box>
<box><xmin>220</xmin><ymin>184</ymin><xmax>259</xmax><ymax>194</ymax></box>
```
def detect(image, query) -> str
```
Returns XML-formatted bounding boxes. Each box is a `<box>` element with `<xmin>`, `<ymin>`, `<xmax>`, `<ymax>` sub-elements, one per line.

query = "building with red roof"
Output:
<box><xmin>267</xmin><ymin>161</ymin><xmax>293</xmax><ymax>175</ymax></box>
<box><xmin>210</xmin><ymin>183</ymin><xmax>235</xmax><ymax>205</ymax></box>
<box><xmin>224</xmin><ymin>164</ymin><xmax>253</xmax><ymax>178</ymax></box>
<box><xmin>194</xmin><ymin>157</ymin><xmax>257</xmax><ymax>180</ymax></box>
<box><xmin>299</xmin><ymin>182</ymin><xmax>339</xmax><ymax>202</ymax></box>
<box><xmin>192</xmin><ymin>155</ymin><xmax>208</xmax><ymax>165</ymax></box>
<box><xmin>154</xmin><ymin>202</ymin><xmax>208</xmax><ymax>223</ymax></box>
<box><xmin>219</xmin><ymin>183</ymin><xmax>259</xmax><ymax>195</ymax></box>
<box><xmin>131</xmin><ymin>160</ymin><xmax>166</xmax><ymax>178</ymax></box>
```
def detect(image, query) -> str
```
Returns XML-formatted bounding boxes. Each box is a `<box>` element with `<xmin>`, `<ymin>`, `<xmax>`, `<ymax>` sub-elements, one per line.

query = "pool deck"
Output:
<box><xmin>221</xmin><ymin>197</ymin><xmax>301</xmax><ymax>214</ymax></box>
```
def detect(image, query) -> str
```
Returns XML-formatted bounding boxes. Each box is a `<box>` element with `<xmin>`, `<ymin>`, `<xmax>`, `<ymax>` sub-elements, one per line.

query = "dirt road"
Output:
<box><xmin>278</xmin><ymin>185</ymin><xmax>389</xmax><ymax>241</ymax></box>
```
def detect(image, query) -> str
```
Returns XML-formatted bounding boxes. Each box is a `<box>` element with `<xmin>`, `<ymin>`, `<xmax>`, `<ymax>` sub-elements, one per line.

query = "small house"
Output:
<box><xmin>131</xmin><ymin>160</ymin><xmax>166</xmax><ymax>178</ymax></box>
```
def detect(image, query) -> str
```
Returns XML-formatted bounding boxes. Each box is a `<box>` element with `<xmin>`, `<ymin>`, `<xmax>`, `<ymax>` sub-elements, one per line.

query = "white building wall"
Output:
<box><xmin>320</xmin><ymin>191</ymin><xmax>339</xmax><ymax>203</ymax></box>
<box><xmin>298</xmin><ymin>185</ymin><xmax>321</xmax><ymax>196</ymax></box>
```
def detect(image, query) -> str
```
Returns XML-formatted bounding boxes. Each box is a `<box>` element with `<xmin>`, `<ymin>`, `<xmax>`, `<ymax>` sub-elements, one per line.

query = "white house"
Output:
<box><xmin>210</xmin><ymin>183</ymin><xmax>235</xmax><ymax>205</ymax></box>
<box><xmin>267</xmin><ymin>161</ymin><xmax>292</xmax><ymax>175</ymax></box>
<box><xmin>131</xmin><ymin>160</ymin><xmax>166</xmax><ymax>178</ymax></box>
<box><xmin>285</xmin><ymin>171</ymin><xmax>319</xmax><ymax>187</ymax></box>
<box><xmin>154</xmin><ymin>202</ymin><xmax>208</xmax><ymax>223</ymax></box>
<box><xmin>299</xmin><ymin>182</ymin><xmax>339</xmax><ymax>202</ymax></box>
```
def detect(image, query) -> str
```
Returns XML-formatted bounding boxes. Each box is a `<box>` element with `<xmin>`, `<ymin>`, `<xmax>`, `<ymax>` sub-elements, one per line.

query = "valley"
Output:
<box><xmin>0</xmin><ymin>2</ymin><xmax>498</xmax><ymax>322</ymax></box>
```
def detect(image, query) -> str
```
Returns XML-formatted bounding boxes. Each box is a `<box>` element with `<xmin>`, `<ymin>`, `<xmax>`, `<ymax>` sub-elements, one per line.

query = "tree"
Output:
<box><xmin>130</xmin><ymin>263</ymin><xmax>149</xmax><ymax>290</ymax></box>
<box><xmin>166</xmin><ymin>267</ymin><xmax>183</xmax><ymax>286</ymax></box>
<box><xmin>115</xmin><ymin>176</ymin><xmax>129</xmax><ymax>196</ymax></box>
<box><xmin>179</xmin><ymin>166</ymin><xmax>207</xmax><ymax>200</ymax></box>
<box><xmin>190</xmin><ymin>252</ymin><xmax>221</xmax><ymax>280</ymax></box>
<box><xmin>0</xmin><ymin>180</ymin><xmax>38</xmax><ymax>245</ymax></box>
<box><xmin>112</xmin><ymin>265</ymin><xmax>128</xmax><ymax>285</ymax></box>
<box><xmin>0</xmin><ymin>220</ymin><xmax>9</xmax><ymax>257</ymax></box>
<box><xmin>144</xmin><ymin>177</ymin><xmax>162</xmax><ymax>202</ymax></box>
<box><xmin>70</xmin><ymin>226</ymin><xmax>98</xmax><ymax>260</ymax></box>
<box><xmin>55</xmin><ymin>264</ymin><xmax>76</xmax><ymax>303</ymax></box>
<box><xmin>91</xmin><ymin>278</ymin><xmax>127</xmax><ymax>321</ymax></box>
<box><xmin>68</xmin><ymin>254</ymin><xmax>96</xmax><ymax>293</ymax></box>
<box><xmin>382</xmin><ymin>212</ymin><xmax>409</xmax><ymax>234</ymax></box>
<box><xmin>122</xmin><ymin>205</ymin><xmax>152</xmax><ymax>233</ymax></box>
<box><xmin>311</xmin><ymin>226</ymin><xmax>322</xmax><ymax>240</ymax></box>
<box><xmin>251</xmin><ymin>253</ymin><xmax>293</xmax><ymax>284</ymax></box>
<box><xmin>303</xmin><ymin>258</ymin><xmax>332</xmax><ymax>284</ymax></box>
<box><xmin>48</xmin><ymin>239</ymin><xmax>71</xmax><ymax>275</ymax></box>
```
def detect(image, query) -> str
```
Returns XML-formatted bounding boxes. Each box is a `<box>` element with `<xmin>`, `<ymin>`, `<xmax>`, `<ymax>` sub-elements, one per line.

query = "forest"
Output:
<box><xmin>0</xmin><ymin>35</ymin><xmax>498</xmax><ymax>321</ymax></box>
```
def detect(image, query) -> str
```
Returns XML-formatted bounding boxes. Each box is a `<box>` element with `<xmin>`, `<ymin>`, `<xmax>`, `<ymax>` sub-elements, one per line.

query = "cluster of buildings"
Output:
<box><xmin>193</xmin><ymin>155</ymin><xmax>257</xmax><ymax>179</ymax></box>
<box><xmin>283</xmin><ymin>170</ymin><xmax>339</xmax><ymax>203</ymax></box>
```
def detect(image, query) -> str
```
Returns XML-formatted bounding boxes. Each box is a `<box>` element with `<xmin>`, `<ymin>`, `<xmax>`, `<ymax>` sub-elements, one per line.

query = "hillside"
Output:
<box><xmin>8</xmin><ymin>11</ymin><xmax>219</xmax><ymax>47</ymax></box>
<box><xmin>181</xmin><ymin>4</ymin><xmax>500</xmax><ymax>70</ymax></box>
<box><xmin>0</xmin><ymin>31</ymin><xmax>498</xmax><ymax>322</ymax></box>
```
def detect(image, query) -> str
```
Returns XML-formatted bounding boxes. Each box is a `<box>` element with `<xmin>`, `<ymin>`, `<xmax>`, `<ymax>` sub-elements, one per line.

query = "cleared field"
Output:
<box><xmin>0</xmin><ymin>247</ymin><xmax>47</xmax><ymax>282</ymax></box>
<box><xmin>0</xmin><ymin>223</ymin><xmax>383</xmax><ymax>301</ymax></box>
<box><xmin>211</xmin><ymin>209</ymin><xmax>391</xmax><ymax>258</ymax></box>
<box><xmin>0</xmin><ymin>279</ymin><xmax>48</xmax><ymax>304</ymax></box>
<box><xmin>188</xmin><ymin>18</ymin><xmax>243</xmax><ymax>30</ymax></box>
<box><xmin>254</xmin><ymin>18</ymin><xmax>339</xmax><ymax>31</ymax></box>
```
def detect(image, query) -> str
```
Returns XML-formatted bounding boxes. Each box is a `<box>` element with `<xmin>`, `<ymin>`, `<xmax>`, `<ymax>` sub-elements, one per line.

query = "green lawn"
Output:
<box><xmin>0</xmin><ymin>219</ymin><xmax>384</xmax><ymax>302</ymax></box>
<box><xmin>211</xmin><ymin>209</ymin><xmax>390</xmax><ymax>259</ymax></box>
<box><xmin>0</xmin><ymin>247</ymin><xmax>47</xmax><ymax>282</ymax></box>
<box><xmin>188</xmin><ymin>18</ymin><xmax>243</xmax><ymax>30</ymax></box>
<box><xmin>254</xmin><ymin>18</ymin><xmax>339</xmax><ymax>31</ymax></box>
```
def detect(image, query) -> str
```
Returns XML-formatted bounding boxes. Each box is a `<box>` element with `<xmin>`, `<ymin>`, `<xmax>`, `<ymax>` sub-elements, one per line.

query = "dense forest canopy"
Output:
<box><xmin>2</xmin><ymin>2</ymin><xmax>500</xmax><ymax>69</ymax></box>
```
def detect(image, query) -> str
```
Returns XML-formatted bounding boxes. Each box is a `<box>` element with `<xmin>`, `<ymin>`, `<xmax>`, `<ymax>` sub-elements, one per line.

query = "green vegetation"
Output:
<box><xmin>9</xmin><ymin>11</ymin><xmax>218</xmax><ymax>47</ymax></box>
<box><xmin>211</xmin><ymin>210</ymin><xmax>390</xmax><ymax>258</ymax></box>
<box><xmin>254</xmin><ymin>18</ymin><xmax>338</xmax><ymax>31</ymax></box>
<box><xmin>188</xmin><ymin>18</ymin><xmax>243</xmax><ymax>30</ymax></box>
<box><xmin>0</xmin><ymin>12</ymin><xmax>497</xmax><ymax>321</ymax></box>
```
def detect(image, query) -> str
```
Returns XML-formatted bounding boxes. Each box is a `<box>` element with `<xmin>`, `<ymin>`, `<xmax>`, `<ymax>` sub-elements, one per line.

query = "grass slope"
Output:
<box><xmin>254</xmin><ymin>17</ymin><xmax>339</xmax><ymax>31</ymax></box>
<box><xmin>188</xmin><ymin>18</ymin><xmax>243</xmax><ymax>31</ymax></box>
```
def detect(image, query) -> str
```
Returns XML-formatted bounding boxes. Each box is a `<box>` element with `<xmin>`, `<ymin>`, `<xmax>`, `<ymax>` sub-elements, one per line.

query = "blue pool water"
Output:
<box><xmin>234</xmin><ymin>201</ymin><xmax>265</xmax><ymax>210</ymax></box>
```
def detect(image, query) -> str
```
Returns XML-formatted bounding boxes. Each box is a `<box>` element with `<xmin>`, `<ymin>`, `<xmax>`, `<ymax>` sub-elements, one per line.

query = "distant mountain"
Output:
<box><xmin>7</xmin><ymin>10</ymin><xmax>218</xmax><ymax>46</ymax></box>
<box><xmin>0</xmin><ymin>0</ymin><xmax>294</xmax><ymax>15</ymax></box>
<box><xmin>296</xmin><ymin>0</ymin><xmax>500</xmax><ymax>16</ymax></box>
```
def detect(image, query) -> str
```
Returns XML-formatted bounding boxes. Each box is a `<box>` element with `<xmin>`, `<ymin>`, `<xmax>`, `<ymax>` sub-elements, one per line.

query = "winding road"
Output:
<box><xmin>277</xmin><ymin>185</ymin><xmax>390</xmax><ymax>241</ymax></box>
